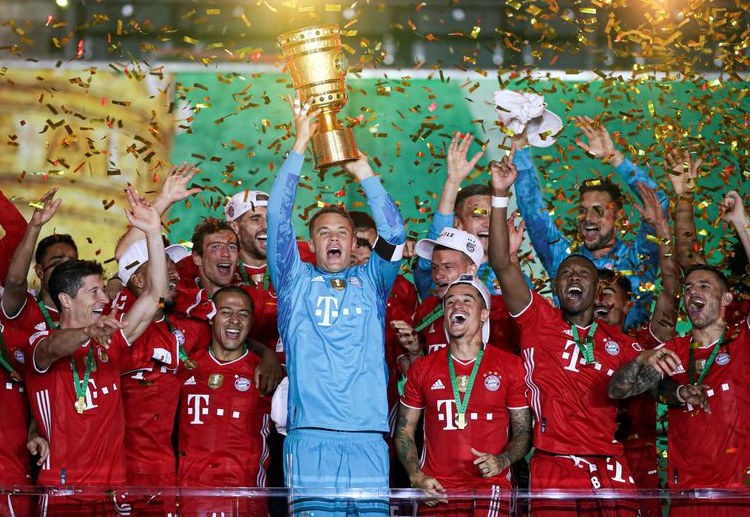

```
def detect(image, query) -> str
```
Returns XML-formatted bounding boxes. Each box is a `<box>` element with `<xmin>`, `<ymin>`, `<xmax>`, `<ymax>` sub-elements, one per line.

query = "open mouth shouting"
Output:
<box><xmin>256</xmin><ymin>231</ymin><xmax>267</xmax><ymax>249</ymax></box>
<box><xmin>327</xmin><ymin>244</ymin><xmax>343</xmax><ymax>260</ymax></box>
<box><xmin>566</xmin><ymin>284</ymin><xmax>584</xmax><ymax>302</ymax></box>
<box><xmin>447</xmin><ymin>309</ymin><xmax>470</xmax><ymax>333</ymax></box>
<box><xmin>582</xmin><ymin>224</ymin><xmax>600</xmax><ymax>241</ymax></box>
<box><xmin>216</xmin><ymin>262</ymin><xmax>233</xmax><ymax>277</ymax></box>
<box><xmin>686</xmin><ymin>296</ymin><xmax>706</xmax><ymax>317</ymax></box>
<box><xmin>224</xmin><ymin>326</ymin><xmax>242</xmax><ymax>342</ymax></box>
<box><xmin>593</xmin><ymin>303</ymin><xmax>610</xmax><ymax>319</ymax></box>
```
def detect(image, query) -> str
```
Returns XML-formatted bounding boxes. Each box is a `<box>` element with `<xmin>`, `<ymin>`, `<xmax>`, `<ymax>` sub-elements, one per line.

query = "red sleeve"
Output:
<box><xmin>386</xmin><ymin>276</ymin><xmax>418</xmax><ymax>369</ymax></box>
<box><xmin>119</xmin><ymin>326</ymin><xmax>178</xmax><ymax>372</ymax></box>
<box><xmin>400</xmin><ymin>356</ymin><xmax>426</xmax><ymax>409</ymax></box>
<box><xmin>505</xmin><ymin>355</ymin><xmax>529</xmax><ymax>409</ymax></box>
<box><xmin>511</xmin><ymin>291</ymin><xmax>557</xmax><ymax>335</ymax></box>
<box><xmin>0</xmin><ymin>191</ymin><xmax>28</xmax><ymax>285</ymax></box>
<box><xmin>174</xmin><ymin>286</ymin><xmax>215</xmax><ymax>320</ymax></box>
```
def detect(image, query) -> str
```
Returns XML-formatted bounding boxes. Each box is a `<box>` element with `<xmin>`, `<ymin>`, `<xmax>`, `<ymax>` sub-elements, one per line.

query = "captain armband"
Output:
<box><xmin>373</xmin><ymin>237</ymin><xmax>405</xmax><ymax>262</ymax></box>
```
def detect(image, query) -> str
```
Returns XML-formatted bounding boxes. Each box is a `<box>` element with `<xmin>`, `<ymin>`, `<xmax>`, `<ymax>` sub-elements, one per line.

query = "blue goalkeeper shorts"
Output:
<box><xmin>284</xmin><ymin>428</ymin><xmax>389</xmax><ymax>516</ymax></box>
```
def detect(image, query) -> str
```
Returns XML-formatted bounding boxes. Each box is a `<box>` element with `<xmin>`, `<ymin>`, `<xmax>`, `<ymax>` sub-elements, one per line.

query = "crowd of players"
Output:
<box><xmin>0</xmin><ymin>95</ymin><xmax>749</xmax><ymax>517</ymax></box>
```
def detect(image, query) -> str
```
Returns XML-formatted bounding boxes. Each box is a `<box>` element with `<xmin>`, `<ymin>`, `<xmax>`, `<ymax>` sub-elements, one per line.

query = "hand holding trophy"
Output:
<box><xmin>279</xmin><ymin>24</ymin><xmax>359</xmax><ymax>169</ymax></box>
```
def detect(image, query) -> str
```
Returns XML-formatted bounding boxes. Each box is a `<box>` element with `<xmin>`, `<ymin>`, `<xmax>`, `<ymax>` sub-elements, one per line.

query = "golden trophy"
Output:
<box><xmin>279</xmin><ymin>24</ymin><xmax>359</xmax><ymax>169</ymax></box>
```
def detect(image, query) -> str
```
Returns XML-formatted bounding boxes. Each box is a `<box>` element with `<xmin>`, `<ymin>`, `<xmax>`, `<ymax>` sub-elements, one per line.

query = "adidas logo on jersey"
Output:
<box><xmin>184</xmin><ymin>376</ymin><xmax>197</xmax><ymax>386</ymax></box>
<box><xmin>431</xmin><ymin>379</ymin><xmax>446</xmax><ymax>390</ymax></box>
<box><xmin>312</xmin><ymin>276</ymin><xmax>325</xmax><ymax>283</ymax></box>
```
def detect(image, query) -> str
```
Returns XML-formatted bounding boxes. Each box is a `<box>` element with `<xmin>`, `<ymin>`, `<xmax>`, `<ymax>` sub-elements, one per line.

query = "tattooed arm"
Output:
<box><xmin>608</xmin><ymin>347</ymin><xmax>682</xmax><ymax>399</ymax></box>
<box><xmin>395</xmin><ymin>403</ymin><xmax>447</xmax><ymax>504</ymax></box>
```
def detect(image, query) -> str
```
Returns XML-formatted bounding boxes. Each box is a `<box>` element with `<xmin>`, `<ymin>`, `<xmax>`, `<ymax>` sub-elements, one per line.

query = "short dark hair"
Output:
<box><xmin>685</xmin><ymin>263</ymin><xmax>730</xmax><ymax>292</ymax></box>
<box><xmin>48</xmin><ymin>259</ymin><xmax>104</xmax><ymax>311</ymax></box>
<box><xmin>597</xmin><ymin>268</ymin><xmax>633</xmax><ymax>297</ymax></box>
<box><xmin>579</xmin><ymin>178</ymin><xmax>624</xmax><ymax>210</ymax></box>
<box><xmin>35</xmin><ymin>234</ymin><xmax>78</xmax><ymax>265</ymax></box>
<box><xmin>212</xmin><ymin>285</ymin><xmax>255</xmax><ymax>314</ymax></box>
<box><xmin>308</xmin><ymin>205</ymin><xmax>355</xmax><ymax>237</ymax></box>
<box><xmin>433</xmin><ymin>244</ymin><xmax>474</xmax><ymax>264</ymax></box>
<box><xmin>349</xmin><ymin>210</ymin><xmax>376</xmax><ymax>232</ymax></box>
<box><xmin>455</xmin><ymin>184</ymin><xmax>491</xmax><ymax>213</ymax></box>
<box><xmin>191</xmin><ymin>218</ymin><xmax>236</xmax><ymax>256</ymax></box>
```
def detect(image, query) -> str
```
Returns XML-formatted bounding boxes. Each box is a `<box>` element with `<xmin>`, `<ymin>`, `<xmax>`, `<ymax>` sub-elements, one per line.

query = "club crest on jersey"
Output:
<box><xmin>98</xmin><ymin>347</ymin><xmax>109</xmax><ymax>363</ymax></box>
<box><xmin>330</xmin><ymin>278</ymin><xmax>346</xmax><ymax>291</ymax></box>
<box><xmin>234</xmin><ymin>376</ymin><xmax>252</xmax><ymax>392</ymax></box>
<box><xmin>484</xmin><ymin>374</ymin><xmax>501</xmax><ymax>392</ymax></box>
<box><xmin>13</xmin><ymin>349</ymin><xmax>25</xmax><ymax>364</ymax></box>
<box><xmin>604</xmin><ymin>340</ymin><xmax>620</xmax><ymax>356</ymax></box>
<box><xmin>208</xmin><ymin>374</ymin><xmax>224</xmax><ymax>389</ymax></box>
<box><xmin>716</xmin><ymin>352</ymin><xmax>731</xmax><ymax>366</ymax></box>
<box><xmin>172</xmin><ymin>329</ymin><xmax>186</xmax><ymax>347</ymax></box>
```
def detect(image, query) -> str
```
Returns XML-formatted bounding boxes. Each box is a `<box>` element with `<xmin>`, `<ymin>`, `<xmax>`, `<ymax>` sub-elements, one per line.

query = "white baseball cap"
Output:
<box><xmin>494</xmin><ymin>90</ymin><xmax>563</xmax><ymax>148</ymax></box>
<box><xmin>444</xmin><ymin>273</ymin><xmax>491</xmax><ymax>344</ymax></box>
<box><xmin>118</xmin><ymin>240</ymin><xmax>188</xmax><ymax>286</ymax></box>
<box><xmin>415</xmin><ymin>228</ymin><xmax>484</xmax><ymax>267</ymax></box>
<box><xmin>224</xmin><ymin>190</ymin><xmax>269</xmax><ymax>222</ymax></box>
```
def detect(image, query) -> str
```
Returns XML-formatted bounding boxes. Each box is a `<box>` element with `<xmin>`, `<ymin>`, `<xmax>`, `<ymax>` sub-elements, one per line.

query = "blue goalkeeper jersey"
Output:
<box><xmin>267</xmin><ymin>151</ymin><xmax>406</xmax><ymax>433</ymax></box>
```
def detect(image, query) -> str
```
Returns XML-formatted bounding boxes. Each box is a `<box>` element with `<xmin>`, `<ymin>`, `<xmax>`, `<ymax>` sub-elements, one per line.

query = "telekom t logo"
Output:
<box><xmin>436</xmin><ymin>399</ymin><xmax>458</xmax><ymax>431</ymax></box>
<box><xmin>562</xmin><ymin>339</ymin><xmax>583</xmax><ymax>373</ymax></box>
<box><xmin>315</xmin><ymin>296</ymin><xmax>339</xmax><ymax>327</ymax></box>
<box><xmin>187</xmin><ymin>394</ymin><xmax>210</xmax><ymax>424</ymax></box>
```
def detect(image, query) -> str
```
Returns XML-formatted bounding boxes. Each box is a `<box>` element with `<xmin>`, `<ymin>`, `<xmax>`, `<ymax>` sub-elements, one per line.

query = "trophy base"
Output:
<box><xmin>312</xmin><ymin>128</ymin><xmax>359</xmax><ymax>169</ymax></box>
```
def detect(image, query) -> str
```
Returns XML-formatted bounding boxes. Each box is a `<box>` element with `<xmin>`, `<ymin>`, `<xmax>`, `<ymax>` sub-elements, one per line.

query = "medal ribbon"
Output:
<box><xmin>571</xmin><ymin>322</ymin><xmax>598</xmax><ymax>364</ymax></box>
<box><xmin>447</xmin><ymin>348</ymin><xmax>485</xmax><ymax>426</ymax></box>
<box><xmin>36</xmin><ymin>297</ymin><xmax>57</xmax><ymax>329</ymax></box>
<box><xmin>0</xmin><ymin>331</ymin><xmax>20</xmax><ymax>380</ymax></box>
<box><xmin>414</xmin><ymin>304</ymin><xmax>444</xmax><ymax>333</ymax></box>
<box><xmin>71</xmin><ymin>346</ymin><xmax>95</xmax><ymax>408</ymax></box>
<box><xmin>164</xmin><ymin>315</ymin><xmax>191</xmax><ymax>365</ymax></box>
<box><xmin>689</xmin><ymin>327</ymin><xmax>728</xmax><ymax>385</ymax></box>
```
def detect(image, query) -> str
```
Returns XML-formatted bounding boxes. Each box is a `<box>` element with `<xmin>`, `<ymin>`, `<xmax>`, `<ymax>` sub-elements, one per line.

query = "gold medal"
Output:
<box><xmin>457</xmin><ymin>375</ymin><xmax>469</xmax><ymax>393</ymax></box>
<box><xmin>183</xmin><ymin>359</ymin><xmax>197</xmax><ymax>370</ymax></box>
<box><xmin>75</xmin><ymin>396</ymin><xmax>86</xmax><ymax>414</ymax></box>
<box><xmin>330</xmin><ymin>278</ymin><xmax>346</xmax><ymax>291</ymax></box>
<box><xmin>10</xmin><ymin>370</ymin><xmax>22</xmax><ymax>383</ymax></box>
<box><xmin>456</xmin><ymin>412</ymin><xmax>467</xmax><ymax>429</ymax></box>
<box><xmin>208</xmin><ymin>374</ymin><xmax>224</xmax><ymax>389</ymax></box>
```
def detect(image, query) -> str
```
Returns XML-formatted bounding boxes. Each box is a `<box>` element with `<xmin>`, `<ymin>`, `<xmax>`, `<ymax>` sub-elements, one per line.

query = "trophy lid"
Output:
<box><xmin>278</xmin><ymin>24</ymin><xmax>340</xmax><ymax>47</ymax></box>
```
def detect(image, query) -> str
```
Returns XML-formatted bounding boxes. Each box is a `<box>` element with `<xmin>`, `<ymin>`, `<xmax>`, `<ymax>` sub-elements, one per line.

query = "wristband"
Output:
<box><xmin>675</xmin><ymin>384</ymin><xmax>687</xmax><ymax>404</ymax></box>
<box><xmin>492</xmin><ymin>196</ymin><xmax>509</xmax><ymax>208</ymax></box>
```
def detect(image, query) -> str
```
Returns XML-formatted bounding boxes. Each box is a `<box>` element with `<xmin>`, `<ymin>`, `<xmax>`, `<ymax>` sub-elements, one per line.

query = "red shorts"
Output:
<box><xmin>669</xmin><ymin>498</ymin><xmax>750</xmax><ymax>517</ymax></box>
<box><xmin>418</xmin><ymin>484</ymin><xmax>512</xmax><ymax>516</ymax></box>
<box><xmin>530</xmin><ymin>451</ymin><xmax>638</xmax><ymax>517</ymax></box>
<box><xmin>623</xmin><ymin>443</ymin><xmax>661</xmax><ymax>517</ymax></box>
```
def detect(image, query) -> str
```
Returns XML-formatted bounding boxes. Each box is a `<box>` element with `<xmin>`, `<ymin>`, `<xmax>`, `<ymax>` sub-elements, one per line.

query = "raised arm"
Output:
<box><xmin>120</xmin><ymin>187</ymin><xmax>168</xmax><ymax>343</ymax></box>
<box><xmin>721</xmin><ymin>190</ymin><xmax>750</xmax><ymax>261</ymax></box>
<box><xmin>665</xmin><ymin>148</ymin><xmax>706</xmax><ymax>270</ymax></box>
<box><xmin>632</xmin><ymin>183</ymin><xmax>679</xmax><ymax>343</ymax></box>
<box><xmin>114</xmin><ymin>163</ymin><xmax>202</xmax><ymax>260</ymax></box>
<box><xmin>608</xmin><ymin>347</ymin><xmax>682</xmax><ymax>399</ymax></box>
<box><xmin>488</xmin><ymin>148</ymin><xmax>532</xmax><ymax>314</ymax></box>
<box><xmin>511</xmin><ymin>132</ymin><xmax>570</xmax><ymax>276</ymax></box>
<box><xmin>34</xmin><ymin>317</ymin><xmax>127</xmax><ymax>371</ymax></box>
<box><xmin>267</xmin><ymin>97</ymin><xmax>319</xmax><ymax>290</ymax></box>
<box><xmin>0</xmin><ymin>190</ymin><xmax>28</xmax><ymax>284</ymax></box>
<box><xmin>2</xmin><ymin>188</ymin><xmax>62</xmax><ymax>317</ymax></box>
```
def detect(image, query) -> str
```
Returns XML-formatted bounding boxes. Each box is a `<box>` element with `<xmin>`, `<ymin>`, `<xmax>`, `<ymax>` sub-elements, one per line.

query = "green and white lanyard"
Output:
<box><xmin>238</xmin><ymin>260</ymin><xmax>270</xmax><ymax>290</ymax></box>
<box><xmin>0</xmin><ymin>331</ymin><xmax>21</xmax><ymax>382</ymax></box>
<box><xmin>71</xmin><ymin>347</ymin><xmax>94</xmax><ymax>414</ymax></box>
<box><xmin>448</xmin><ymin>348</ymin><xmax>485</xmax><ymax>430</ymax></box>
<box><xmin>571</xmin><ymin>322</ymin><xmax>598</xmax><ymax>365</ymax></box>
<box><xmin>37</xmin><ymin>297</ymin><xmax>57</xmax><ymax>329</ymax></box>
<box><xmin>689</xmin><ymin>327</ymin><xmax>728</xmax><ymax>385</ymax></box>
<box><xmin>414</xmin><ymin>304</ymin><xmax>444</xmax><ymax>333</ymax></box>
<box><xmin>164</xmin><ymin>315</ymin><xmax>196</xmax><ymax>370</ymax></box>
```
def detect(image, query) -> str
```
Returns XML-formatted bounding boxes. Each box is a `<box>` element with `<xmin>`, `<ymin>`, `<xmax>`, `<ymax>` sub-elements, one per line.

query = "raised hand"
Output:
<box><xmin>158</xmin><ymin>163</ymin><xmax>202</xmax><ymax>207</ymax></box>
<box><xmin>83</xmin><ymin>316</ymin><xmax>128</xmax><ymax>348</ymax></box>
<box><xmin>632</xmin><ymin>183</ymin><xmax>668</xmax><ymax>234</ymax></box>
<box><xmin>342</xmin><ymin>151</ymin><xmax>375</xmax><ymax>181</ymax></box>
<box><xmin>575</xmin><ymin>116</ymin><xmax>623</xmax><ymax>166</ymax></box>
<box><xmin>719</xmin><ymin>190</ymin><xmax>747</xmax><ymax>227</ymax></box>
<box><xmin>447</xmin><ymin>132</ymin><xmax>483</xmax><ymax>185</ymax></box>
<box><xmin>490</xmin><ymin>147</ymin><xmax>517</xmax><ymax>196</ymax></box>
<box><xmin>124</xmin><ymin>187</ymin><xmax>161</xmax><ymax>234</ymax></box>
<box><xmin>289</xmin><ymin>95</ymin><xmax>322</xmax><ymax>155</ymax></box>
<box><xmin>391</xmin><ymin>320</ymin><xmax>421</xmax><ymax>357</ymax></box>
<box><xmin>29</xmin><ymin>187</ymin><xmax>63</xmax><ymax>227</ymax></box>
<box><xmin>664</xmin><ymin>148</ymin><xmax>702</xmax><ymax>196</ymax></box>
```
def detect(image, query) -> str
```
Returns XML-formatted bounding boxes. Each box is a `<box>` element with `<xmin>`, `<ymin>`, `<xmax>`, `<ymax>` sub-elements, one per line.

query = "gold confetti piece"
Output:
<box><xmin>325</xmin><ymin>3</ymin><xmax>341</xmax><ymax>11</ymax></box>
<box><xmin>580</xmin><ymin>7</ymin><xmax>597</xmax><ymax>14</ymax></box>
<box><xmin>206</xmin><ymin>8</ymin><xmax>221</xmax><ymax>14</ymax></box>
<box><xmin>183</xmin><ymin>36</ymin><xmax>199</xmax><ymax>45</ymax></box>
<box><xmin>29</xmin><ymin>202</ymin><xmax>44</xmax><ymax>209</ymax></box>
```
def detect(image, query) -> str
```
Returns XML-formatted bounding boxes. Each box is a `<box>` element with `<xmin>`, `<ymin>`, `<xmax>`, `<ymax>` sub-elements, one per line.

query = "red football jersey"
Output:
<box><xmin>26</xmin><ymin>328</ymin><xmax>177</xmax><ymax>486</ymax></box>
<box><xmin>1</xmin><ymin>292</ymin><xmax>58</xmax><ymax>335</ymax></box>
<box><xmin>514</xmin><ymin>292</ymin><xmax>641</xmax><ymax>456</ymax></box>
<box><xmin>385</xmin><ymin>275</ymin><xmax>418</xmax><ymax>422</ymax></box>
<box><xmin>0</xmin><ymin>324</ymin><xmax>32</xmax><ymax>484</ymax></box>
<box><xmin>177</xmin><ymin>348</ymin><xmax>271</xmax><ymax>488</ymax></box>
<box><xmin>120</xmin><ymin>314</ymin><xmax>210</xmax><ymax>482</ymax></box>
<box><xmin>401</xmin><ymin>346</ymin><xmax>528</xmax><ymax>489</ymax></box>
<box><xmin>415</xmin><ymin>295</ymin><xmax>520</xmax><ymax>356</ymax></box>
<box><xmin>666</xmin><ymin>318</ymin><xmax>750</xmax><ymax>488</ymax></box>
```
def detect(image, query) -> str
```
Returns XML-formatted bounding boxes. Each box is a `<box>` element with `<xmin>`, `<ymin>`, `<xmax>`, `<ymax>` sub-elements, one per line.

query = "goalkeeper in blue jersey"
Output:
<box><xmin>267</xmin><ymin>96</ymin><xmax>406</xmax><ymax>516</ymax></box>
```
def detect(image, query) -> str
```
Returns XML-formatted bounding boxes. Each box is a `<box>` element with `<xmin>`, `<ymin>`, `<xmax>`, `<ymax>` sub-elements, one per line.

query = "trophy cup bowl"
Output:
<box><xmin>279</xmin><ymin>24</ymin><xmax>359</xmax><ymax>169</ymax></box>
